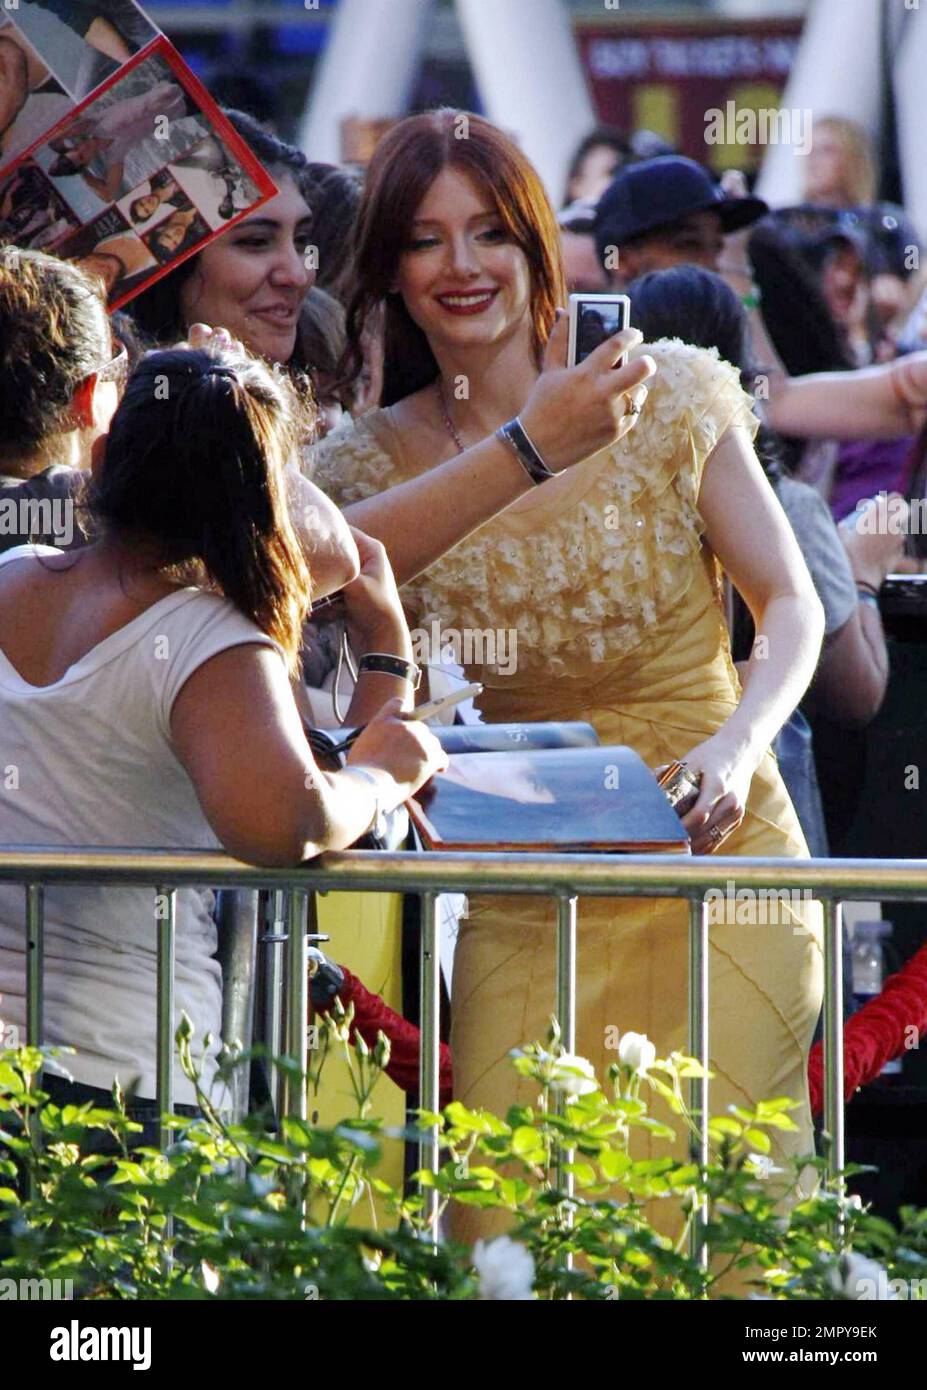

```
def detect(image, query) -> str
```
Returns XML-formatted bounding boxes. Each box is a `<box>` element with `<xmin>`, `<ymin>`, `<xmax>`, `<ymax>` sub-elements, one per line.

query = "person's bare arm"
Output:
<box><xmin>807</xmin><ymin>609</ymin><xmax>888</xmax><ymax>727</ymax></box>
<box><xmin>341</xmin><ymin>319</ymin><xmax>656</xmax><ymax>586</ymax></box>
<box><xmin>341</xmin><ymin>435</ymin><xmax>535</xmax><ymax>585</ymax></box>
<box><xmin>85</xmin><ymin>16</ymin><xmax>132</xmax><ymax>63</ymax></box>
<box><xmin>170</xmin><ymin>645</ymin><xmax>444</xmax><ymax>866</ymax></box>
<box><xmin>806</xmin><ymin>497</ymin><xmax>908</xmax><ymax>725</ymax></box>
<box><xmin>339</xmin><ymin>529</ymin><xmax>416</xmax><ymax>724</ymax></box>
<box><xmin>285</xmin><ymin>467</ymin><xmax>359</xmax><ymax>596</ymax></box>
<box><xmin>677</xmin><ymin>426</ymin><xmax>825</xmax><ymax>853</ymax></box>
<box><xmin>766</xmin><ymin>353</ymin><xmax>927</xmax><ymax>441</ymax></box>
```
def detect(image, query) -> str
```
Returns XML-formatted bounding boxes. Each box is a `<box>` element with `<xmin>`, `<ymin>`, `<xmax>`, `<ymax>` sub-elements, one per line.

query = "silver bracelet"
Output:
<box><xmin>496</xmin><ymin>417</ymin><xmax>563</xmax><ymax>486</ymax></box>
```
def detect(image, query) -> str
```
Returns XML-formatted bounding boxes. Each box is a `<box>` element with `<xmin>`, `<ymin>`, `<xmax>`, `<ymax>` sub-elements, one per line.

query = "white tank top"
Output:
<box><xmin>0</xmin><ymin>545</ymin><xmax>285</xmax><ymax>1104</ymax></box>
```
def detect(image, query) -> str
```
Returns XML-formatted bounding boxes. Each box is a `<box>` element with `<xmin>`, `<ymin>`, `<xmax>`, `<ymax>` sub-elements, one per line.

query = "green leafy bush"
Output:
<box><xmin>1</xmin><ymin>1010</ymin><xmax>925</xmax><ymax>1301</ymax></box>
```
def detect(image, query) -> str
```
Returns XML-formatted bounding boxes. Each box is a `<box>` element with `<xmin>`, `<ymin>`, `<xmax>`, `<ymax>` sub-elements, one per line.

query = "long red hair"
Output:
<box><xmin>340</xmin><ymin>109</ymin><xmax>566</xmax><ymax>407</ymax></box>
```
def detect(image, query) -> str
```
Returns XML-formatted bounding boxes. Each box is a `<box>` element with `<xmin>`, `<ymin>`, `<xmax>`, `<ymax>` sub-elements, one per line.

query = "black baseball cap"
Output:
<box><xmin>594</xmin><ymin>155</ymin><xmax>768</xmax><ymax>258</ymax></box>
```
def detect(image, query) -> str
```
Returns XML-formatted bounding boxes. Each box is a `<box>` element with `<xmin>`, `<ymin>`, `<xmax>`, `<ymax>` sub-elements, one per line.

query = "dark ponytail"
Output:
<box><xmin>90</xmin><ymin>347</ymin><xmax>312</xmax><ymax>672</ymax></box>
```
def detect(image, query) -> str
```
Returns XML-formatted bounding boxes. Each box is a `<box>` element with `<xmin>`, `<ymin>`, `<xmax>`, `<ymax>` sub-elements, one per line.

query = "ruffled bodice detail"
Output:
<box><xmin>310</xmin><ymin>340</ymin><xmax>758</xmax><ymax>683</ymax></box>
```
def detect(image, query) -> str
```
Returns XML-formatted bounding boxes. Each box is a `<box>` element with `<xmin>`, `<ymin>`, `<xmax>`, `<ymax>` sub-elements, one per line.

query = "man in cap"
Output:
<box><xmin>593</xmin><ymin>154</ymin><xmax>768</xmax><ymax>286</ymax></box>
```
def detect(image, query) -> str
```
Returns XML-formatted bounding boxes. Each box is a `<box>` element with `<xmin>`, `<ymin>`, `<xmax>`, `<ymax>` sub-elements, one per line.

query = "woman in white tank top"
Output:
<box><xmin>0</xmin><ymin>264</ymin><xmax>446</xmax><ymax>1127</ymax></box>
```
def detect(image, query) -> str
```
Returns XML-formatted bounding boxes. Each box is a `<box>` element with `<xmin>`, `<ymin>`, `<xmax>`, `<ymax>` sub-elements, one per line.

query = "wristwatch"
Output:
<box><xmin>345</xmin><ymin>766</ymin><xmax>389</xmax><ymax>841</ymax></box>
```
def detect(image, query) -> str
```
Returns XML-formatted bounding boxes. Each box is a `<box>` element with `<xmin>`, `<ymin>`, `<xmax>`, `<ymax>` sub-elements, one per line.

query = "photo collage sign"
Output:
<box><xmin>0</xmin><ymin>1</ymin><xmax>276</xmax><ymax>308</ymax></box>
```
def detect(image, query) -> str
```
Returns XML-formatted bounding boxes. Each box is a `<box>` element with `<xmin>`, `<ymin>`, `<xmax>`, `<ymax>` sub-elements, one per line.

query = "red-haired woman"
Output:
<box><xmin>312</xmin><ymin>109</ymin><xmax>827</xmax><ymax>1245</ymax></box>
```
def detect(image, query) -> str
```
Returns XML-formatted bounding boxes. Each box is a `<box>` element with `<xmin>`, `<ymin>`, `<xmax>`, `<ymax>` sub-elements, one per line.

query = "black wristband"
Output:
<box><xmin>357</xmin><ymin>652</ymin><xmax>422</xmax><ymax>689</ymax></box>
<box><xmin>496</xmin><ymin>417</ymin><xmax>563</xmax><ymax>486</ymax></box>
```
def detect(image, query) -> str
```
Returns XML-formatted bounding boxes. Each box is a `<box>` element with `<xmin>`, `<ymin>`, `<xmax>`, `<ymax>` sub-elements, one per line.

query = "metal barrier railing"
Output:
<box><xmin>4</xmin><ymin>846</ymin><xmax>927</xmax><ymax>1255</ymax></box>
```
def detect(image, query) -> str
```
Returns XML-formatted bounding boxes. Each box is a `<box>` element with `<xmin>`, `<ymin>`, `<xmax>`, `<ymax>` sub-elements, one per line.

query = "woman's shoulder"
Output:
<box><xmin>630</xmin><ymin>336</ymin><xmax>759</xmax><ymax>461</ymax></box>
<box><xmin>633</xmin><ymin>336</ymin><xmax>747</xmax><ymax>403</ymax></box>
<box><xmin>306</xmin><ymin>407</ymin><xmax>408</xmax><ymax>505</ymax></box>
<box><xmin>145</xmin><ymin>587</ymin><xmax>287</xmax><ymax>685</ymax></box>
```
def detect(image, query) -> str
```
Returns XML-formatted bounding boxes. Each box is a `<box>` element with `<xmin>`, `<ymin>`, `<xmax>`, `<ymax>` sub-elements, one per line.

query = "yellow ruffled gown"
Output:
<box><xmin>312</xmin><ymin>342</ymin><xmax>824</xmax><ymax>1245</ymax></box>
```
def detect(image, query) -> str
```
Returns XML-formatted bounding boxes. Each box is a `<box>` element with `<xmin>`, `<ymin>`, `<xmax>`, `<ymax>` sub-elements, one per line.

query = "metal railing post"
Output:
<box><xmin>555</xmin><ymin>894</ymin><xmax>578</xmax><ymax>1057</ymax></box>
<box><xmin>687</xmin><ymin>895</ymin><xmax>709</xmax><ymax>1271</ymax></box>
<box><xmin>260</xmin><ymin>890</ymin><xmax>287</xmax><ymax>1115</ymax></box>
<box><xmin>24</xmin><ymin>883</ymin><xmax>44</xmax><ymax>1200</ymax></box>
<box><xmin>418</xmin><ymin>891</ymin><xmax>440</xmax><ymax>1244</ymax></box>
<box><xmin>822</xmin><ymin>898</ymin><xmax>845</xmax><ymax>1221</ymax></box>
<box><xmin>554</xmin><ymin>894</ymin><xmax>578</xmax><ymax>1276</ymax></box>
<box><xmin>281</xmin><ymin>888</ymin><xmax>308</xmax><ymax>1124</ymax></box>
<box><xmin>155</xmin><ymin>887</ymin><xmax>176</xmax><ymax>1155</ymax></box>
<box><xmin>217</xmin><ymin>889</ymin><xmax>259</xmax><ymax>1124</ymax></box>
<box><xmin>25</xmin><ymin>883</ymin><xmax>44</xmax><ymax>1055</ymax></box>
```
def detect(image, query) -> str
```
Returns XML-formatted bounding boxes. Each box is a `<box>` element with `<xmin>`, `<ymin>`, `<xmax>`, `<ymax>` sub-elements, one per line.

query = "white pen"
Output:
<box><xmin>402</xmin><ymin>682</ymin><xmax>484</xmax><ymax>723</ymax></box>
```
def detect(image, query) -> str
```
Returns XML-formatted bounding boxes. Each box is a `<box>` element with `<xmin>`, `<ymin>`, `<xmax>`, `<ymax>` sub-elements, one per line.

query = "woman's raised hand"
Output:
<box><xmin>175</xmin><ymin>322</ymin><xmax>247</xmax><ymax>357</ymax></box>
<box><xmin>519</xmin><ymin>314</ymin><xmax>656</xmax><ymax>473</ymax></box>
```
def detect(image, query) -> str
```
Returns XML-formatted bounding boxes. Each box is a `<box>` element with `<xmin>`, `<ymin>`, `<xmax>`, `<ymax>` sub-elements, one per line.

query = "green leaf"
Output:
<box><xmin>0</xmin><ymin>1062</ymin><xmax>24</xmax><ymax>1092</ymax></box>
<box><xmin>744</xmin><ymin>1128</ymin><xmax>771</xmax><ymax>1154</ymax></box>
<box><xmin>443</xmin><ymin>1102</ymin><xmax>505</xmax><ymax>1136</ymax></box>
<box><xmin>708</xmin><ymin>1116</ymin><xmax>742</xmax><ymax>1138</ymax></box>
<box><xmin>599</xmin><ymin>1150</ymin><xmax>631</xmax><ymax>1181</ymax></box>
<box><xmin>177</xmin><ymin>1210</ymin><xmax>221</xmax><ymax>1234</ymax></box>
<box><xmin>511</xmin><ymin>1126</ymin><xmax>544</xmax><ymax>1161</ymax></box>
<box><xmin>760</xmin><ymin>1112</ymin><xmax>799</xmax><ymax>1133</ymax></box>
<box><xmin>567</xmin><ymin>1162</ymin><xmax>603</xmax><ymax>1184</ymax></box>
<box><xmin>498</xmin><ymin>1177</ymin><xmax>532</xmax><ymax>1207</ymax></box>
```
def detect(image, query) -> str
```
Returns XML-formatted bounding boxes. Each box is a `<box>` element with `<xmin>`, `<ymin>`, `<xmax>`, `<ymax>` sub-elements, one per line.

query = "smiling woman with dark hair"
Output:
<box><xmin>129</xmin><ymin>110</ymin><xmax>318</xmax><ymax>362</ymax></box>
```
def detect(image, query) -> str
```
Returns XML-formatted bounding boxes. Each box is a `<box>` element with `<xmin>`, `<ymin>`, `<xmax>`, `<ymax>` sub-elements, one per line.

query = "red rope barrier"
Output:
<box><xmin>335</xmin><ymin>965</ymin><xmax>454</xmax><ymax>1107</ymax></box>
<box><xmin>808</xmin><ymin>939</ymin><xmax>927</xmax><ymax>1115</ymax></box>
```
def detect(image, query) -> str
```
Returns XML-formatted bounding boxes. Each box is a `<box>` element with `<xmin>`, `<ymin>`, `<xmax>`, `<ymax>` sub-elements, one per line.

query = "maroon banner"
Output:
<box><xmin>577</xmin><ymin>17</ymin><xmax>804</xmax><ymax>174</ymax></box>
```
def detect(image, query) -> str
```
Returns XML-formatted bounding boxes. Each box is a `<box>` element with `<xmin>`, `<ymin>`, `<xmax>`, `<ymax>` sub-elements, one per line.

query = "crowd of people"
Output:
<box><xmin>1</xmin><ymin>100</ymin><xmax>926</xmax><ymax>1238</ymax></box>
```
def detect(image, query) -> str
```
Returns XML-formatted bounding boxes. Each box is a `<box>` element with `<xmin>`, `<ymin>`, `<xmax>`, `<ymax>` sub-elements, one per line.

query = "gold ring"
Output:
<box><xmin>709</xmin><ymin>825</ymin><xmax>724</xmax><ymax>844</ymax></box>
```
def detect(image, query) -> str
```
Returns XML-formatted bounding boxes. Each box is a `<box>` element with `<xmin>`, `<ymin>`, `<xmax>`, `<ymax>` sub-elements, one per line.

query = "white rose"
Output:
<box><xmin>473</xmin><ymin>1236</ymin><xmax>535</xmax><ymax>1301</ymax></box>
<box><xmin>547</xmin><ymin>1052</ymin><xmax>598</xmax><ymax>1096</ymax></box>
<box><xmin>617</xmin><ymin>1031</ymin><xmax>657</xmax><ymax>1075</ymax></box>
